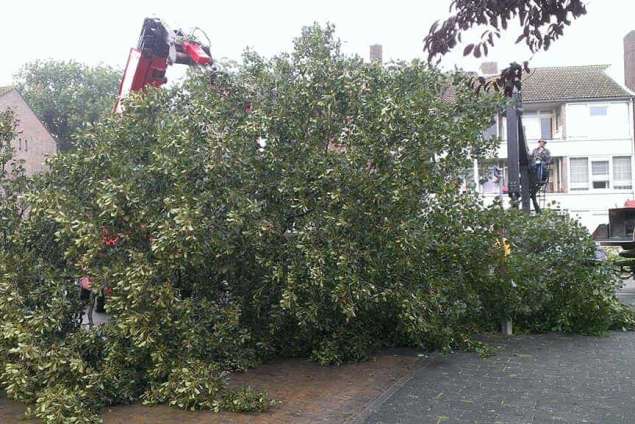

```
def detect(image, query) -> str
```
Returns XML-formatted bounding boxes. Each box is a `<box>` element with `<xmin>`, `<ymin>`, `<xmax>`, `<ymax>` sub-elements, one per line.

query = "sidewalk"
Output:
<box><xmin>7</xmin><ymin>332</ymin><xmax>634</xmax><ymax>424</ymax></box>
<box><xmin>364</xmin><ymin>332</ymin><xmax>635</xmax><ymax>424</ymax></box>
<box><xmin>0</xmin><ymin>352</ymin><xmax>419</xmax><ymax>424</ymax></box>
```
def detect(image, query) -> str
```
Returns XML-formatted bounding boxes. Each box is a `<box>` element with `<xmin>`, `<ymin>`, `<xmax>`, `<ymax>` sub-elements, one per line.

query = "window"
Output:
<box><xmin>568</xmin><ymin>156</ymin><xmax>632</xmax><ymax>192</ymax></box>
<box><xmin>24</xmin><ymin>139</ymin><xmax>28</xmax><ymax>152</ymax></box>
<box><xmin>547</xmin><ymin>157</ymin><xmax>567</xmax><ymax>193</ymax></box>
<box><xmin>521</xmin><ymin>111</ymin><xmax>554</xmax><ymax>141</ymax></box>
<box><xmin>591</xmin><ymin>160</ymin><xmax>609</xmax><ymax>189</ymax></box>
<box><xmin>613</xmin><ymin>156</ymin><xmax>632</xmax><ymax>189</ymax></box>
<box><xmin>590</xmin><ymin>106</ymin><xmax>608</xmax><ymax>116</ymax></box>
<box><xmin>540</xmin><ymin>117</ymin><xmax>552</xmax><ymax>140</ymax></box>
<box><xmin>570</xmin><ymin>158</ymin><xmax>589</xmax><ymax>190</ymax></box>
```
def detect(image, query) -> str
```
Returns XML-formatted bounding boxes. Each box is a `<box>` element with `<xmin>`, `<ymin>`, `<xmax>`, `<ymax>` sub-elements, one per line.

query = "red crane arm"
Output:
<box><xmin>115</xmin><ymin>18</ymin><xmax>212</xmax><ymax>112</ymax></box>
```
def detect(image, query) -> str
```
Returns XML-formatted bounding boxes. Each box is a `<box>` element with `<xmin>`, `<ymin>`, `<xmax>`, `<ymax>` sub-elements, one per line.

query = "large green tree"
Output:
<box><xmin>14</xmin><ymin>60</ymin><xmax>120</xmax><ymax>151</ymax></box>
<box><xmin>0</xmin><ymin>24</ymin><xmax>630</xmax><ymax>423</ymax></box>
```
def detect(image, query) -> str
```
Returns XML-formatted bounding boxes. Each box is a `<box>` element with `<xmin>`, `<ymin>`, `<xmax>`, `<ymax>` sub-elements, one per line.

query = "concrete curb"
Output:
<box><xmin>345</xmin><ymin>356</ymin><xmax>438</xmax><ymax>424</ymax></box>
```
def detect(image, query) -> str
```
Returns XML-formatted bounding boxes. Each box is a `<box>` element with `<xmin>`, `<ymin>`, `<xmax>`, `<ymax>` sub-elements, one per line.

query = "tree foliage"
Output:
<box><xmin>0</xmin><ymin>24</ymin><xmax>631</xmax><ymax>423</ymax></box>
<box><xmin>424</xmin><ymin>0</ymin><xmax>587</xmax><ymax>62</ymax></box>
<box><xmin>14</xmin><ymin>60</ymin><xmax>120</xmax><ymax>151</ymax></box>
<box><xmin>424</xmin><ymin>0</ymin><xmax>588</xmax><ymax>95</ymax></box>
<box><xmin>0</xmin><ymin>109</ymin><xmax>18</xmax><ymax>173</ymax></box>
<box><xmin>0</xmin><ymin>110</ymin><xmax>29</xmax><ymax>253</ymax></box>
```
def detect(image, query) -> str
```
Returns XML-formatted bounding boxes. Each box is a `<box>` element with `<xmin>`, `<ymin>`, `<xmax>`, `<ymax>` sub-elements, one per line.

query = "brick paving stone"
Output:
<box><xmin>1</xmin><ymin>352</ymin><xmax>418</xmax><ymax>424</ymax></box>
<box><xmin>365</xmin><ymin>332</ymin><xmax>635</xmax><ymax>424</ymax></box>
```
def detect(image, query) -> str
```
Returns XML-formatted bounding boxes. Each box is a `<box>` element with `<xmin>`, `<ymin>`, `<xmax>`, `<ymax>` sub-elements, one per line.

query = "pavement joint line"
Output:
<box><xmin>345</xmin><ymin>355</ymin><xmax>438</xmax><ymax>424</ymax></box>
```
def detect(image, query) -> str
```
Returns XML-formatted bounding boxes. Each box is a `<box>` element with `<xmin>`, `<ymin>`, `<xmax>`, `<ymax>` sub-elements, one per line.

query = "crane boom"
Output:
<box><xmin>115</xmin><ymin>18</ymin><xmax>212</xmax><ymax>112</ymax></box>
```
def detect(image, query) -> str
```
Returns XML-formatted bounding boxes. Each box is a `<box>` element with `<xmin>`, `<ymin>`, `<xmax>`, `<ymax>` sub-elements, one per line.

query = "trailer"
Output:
<box><xmin>592</xmin><ymin>206</ymin><xmax>635</xmax><ymax>273</ymax></box>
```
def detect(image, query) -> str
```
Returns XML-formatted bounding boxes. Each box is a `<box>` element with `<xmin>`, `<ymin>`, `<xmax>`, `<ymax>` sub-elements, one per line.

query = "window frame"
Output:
<box><xmin>613</xmin><ymin>156</ymin><xmax>633</xmax><ymax>190</ymax></box>
<box><xmin>546</xmin><ymin>157</ymin><xmax>567</xmax><ymax>193</ymax></box>
<box><xmin>521</xmin><ymin>110</ymin><xmax>555</xmax><ymax>141</ymax></box>
<box><xmin>590</xmin><ymin>159</ymin><xmax>610</xmax><ymax>190</ymax></box>
<box><xmin>567</xmin><ymin>156</ymin><xmax>634</xmax><ymax>193</ymax></box>
<box><xmin>569</xmin><ymin>156</ymin><xmax>590</xmax><ymax>191</ymax></box>
<box><xmin>540</xmin><ymin>116</ymin><xmax>553</xmax><ymax>140</ymax></box>
<box><xmin>590</xmin><ymin>106</ymin><xmax>608</xmax><ymax>117</ymax></box>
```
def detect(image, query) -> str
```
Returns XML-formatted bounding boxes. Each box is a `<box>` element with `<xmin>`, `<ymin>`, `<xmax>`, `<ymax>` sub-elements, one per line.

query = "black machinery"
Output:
<box><xmin>592</xmin><ymin>206</ymin><xmax>635</xmax><ymax>272</ymax></box>
<box><xmin>505</xmin><ymin>91</ymin><xmax>547</xmax><ymax>213</ymax></box>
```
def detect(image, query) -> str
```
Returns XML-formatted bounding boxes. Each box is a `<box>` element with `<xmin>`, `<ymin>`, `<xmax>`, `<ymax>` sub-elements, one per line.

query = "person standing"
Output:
<box><xmin>530</xmin><ymin>138</ymin><xmax>551</xmax><ymax>183</ymax></box>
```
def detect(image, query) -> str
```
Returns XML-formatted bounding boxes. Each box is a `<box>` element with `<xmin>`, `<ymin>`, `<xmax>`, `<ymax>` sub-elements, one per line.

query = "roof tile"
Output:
<box><xmin>521</xmin><ymin>65</ymin><xmax>631</xmax><ymax>103</ymax></box>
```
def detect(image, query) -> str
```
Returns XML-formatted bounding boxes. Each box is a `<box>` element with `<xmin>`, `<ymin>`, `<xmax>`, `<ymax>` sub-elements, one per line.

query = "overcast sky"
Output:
<box><xmin>1</xmin><ymin>0</ymin><xmax>634</xmax><ymax>88</ymax></box>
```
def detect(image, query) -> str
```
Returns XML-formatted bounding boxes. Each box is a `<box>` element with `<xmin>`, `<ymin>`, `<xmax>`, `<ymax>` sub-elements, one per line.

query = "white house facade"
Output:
<box><xmin>475</xmin><ymin>65</ymin><xmax>635</xmax><ymax>232</ymax></box>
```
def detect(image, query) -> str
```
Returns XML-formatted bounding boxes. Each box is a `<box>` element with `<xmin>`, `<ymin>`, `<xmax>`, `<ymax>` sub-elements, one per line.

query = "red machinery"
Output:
<box><xmin>82</xmin><ymin>19</ymin><xmax>213</xmax><ymax>326</ymax></box>
<box><xmin>115</xmin><ymin>18</ymin><xmax>213</xmax><ymax>112</ymax></box>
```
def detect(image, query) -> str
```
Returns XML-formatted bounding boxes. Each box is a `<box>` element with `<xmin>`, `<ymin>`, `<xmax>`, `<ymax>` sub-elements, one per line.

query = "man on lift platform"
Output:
<box><xmin>530</xmin><ymin>138</ymin><xmax>551</xmax><ymax>184</ymax></box>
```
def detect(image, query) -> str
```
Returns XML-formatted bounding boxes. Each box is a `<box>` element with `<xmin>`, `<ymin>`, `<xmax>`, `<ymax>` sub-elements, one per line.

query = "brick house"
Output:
<box><xmin>0</xmin><ymin>86</ymin><xmax>57</xmax><ymax>175</ymax></box>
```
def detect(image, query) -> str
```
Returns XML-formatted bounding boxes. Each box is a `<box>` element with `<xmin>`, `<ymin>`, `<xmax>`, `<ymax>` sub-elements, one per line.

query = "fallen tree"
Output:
<box><xmin>0</xmin><ymin>24</ymin><xmax>631</xmax><ymax>423</ymax></box>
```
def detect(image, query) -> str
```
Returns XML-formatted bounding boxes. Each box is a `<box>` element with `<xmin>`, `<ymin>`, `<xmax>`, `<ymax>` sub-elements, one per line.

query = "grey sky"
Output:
<box><xmin>1</xmin><ymin>0</ymin><xmax>634</xmax><ymax>88</ymax></box>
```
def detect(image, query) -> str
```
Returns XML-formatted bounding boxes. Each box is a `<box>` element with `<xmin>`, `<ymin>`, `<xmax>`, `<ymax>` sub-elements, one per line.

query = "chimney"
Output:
<box><xmin>624</xmin><ymin>31</ymin><xmax>635</xmax><ymax>92</ymax></box>
<box><xmin>370</xmin><ymin>44</ymin><xmax>383</xmax><ymax>64</ymax></box>
<box><xmin>480</xmin><ymin>61</ymin><xmax>498</xmax><ymax>75</ymax></box>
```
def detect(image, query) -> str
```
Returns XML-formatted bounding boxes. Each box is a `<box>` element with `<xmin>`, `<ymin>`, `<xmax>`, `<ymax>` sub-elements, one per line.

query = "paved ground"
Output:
<box><xmin>363</xmin><ymin>281</ymin><xmax>635</xmax><ymax>424</ymax></box>
<box><xmin>7</xmin><ymin>334</ymin><xmax>635</xmax><ymax>424</ymax></box>
<box><xmin>364</xmin><ymin>333</ymin><xmax>635</xmax><ymax>424</ymax></box>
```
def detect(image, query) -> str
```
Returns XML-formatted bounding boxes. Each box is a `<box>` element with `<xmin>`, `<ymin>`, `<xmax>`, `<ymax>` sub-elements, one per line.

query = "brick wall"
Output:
<box><xmin>369</xmin><ymin>44</ymin><xmax>383</xmax><ymax>63</ymax></box>
<box><xmin>0</xmin><ymin>89</ymin><xmax>57</xmax><ymax>176</ymax></box>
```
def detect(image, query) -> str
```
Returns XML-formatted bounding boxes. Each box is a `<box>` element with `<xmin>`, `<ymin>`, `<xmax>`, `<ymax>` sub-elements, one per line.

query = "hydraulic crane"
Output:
<box><xmin>493</xmin><ymin>63</ymin><xmax>550</xmax><ymax>214</ymax></box>
<box><xmin>82</xmin><ymin>18</ymin><xmax>214</xmax><ymax>326</ymax></box>
<box><xmin>505</xmin><ymin>91</ymin><xmax>547</xmax><ymax>213</ymax></box>
<box><xmin>115</xmin><ymin>17</ymin><xmax>213</xmax><ymax>112</ymax></box>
